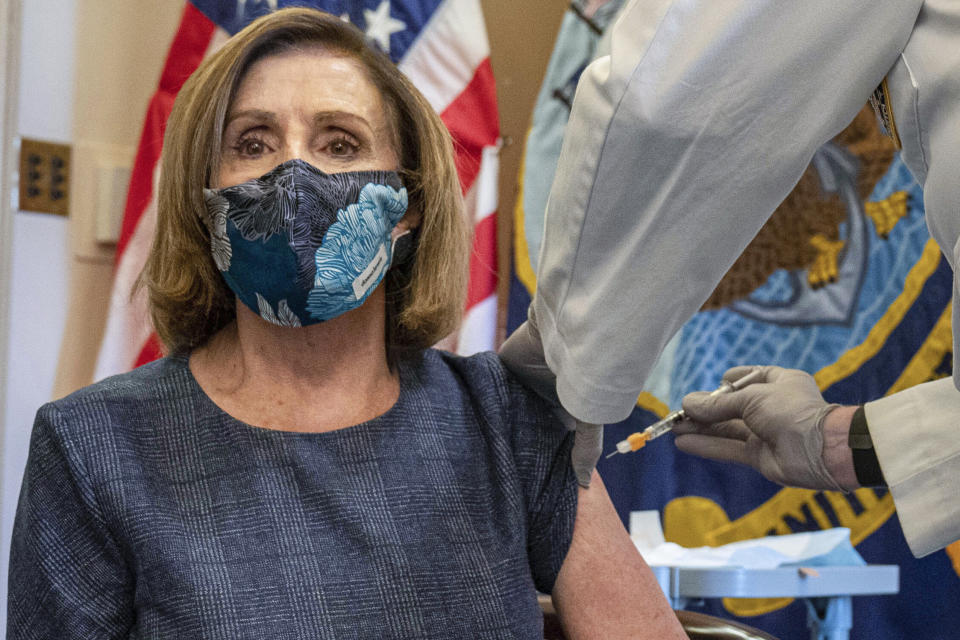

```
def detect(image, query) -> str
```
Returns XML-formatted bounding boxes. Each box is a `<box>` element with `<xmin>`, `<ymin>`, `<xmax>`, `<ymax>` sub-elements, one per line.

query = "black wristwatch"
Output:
<box><xmin>848</xmin><ymin>406</ymin><xmax>887</xmax><ymax>487</ymax></box>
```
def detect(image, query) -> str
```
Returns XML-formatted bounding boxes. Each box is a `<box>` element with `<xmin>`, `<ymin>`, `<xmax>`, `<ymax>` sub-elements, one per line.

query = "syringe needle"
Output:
<box><xmin>604</xmin><ymin>431</ymin><xmax>650</xmax><ymax>458</ymax></box>
<box><xmin>602</xmin><ymin>369</ymin><xmax>765</xmax><ymax>459</ymax></box>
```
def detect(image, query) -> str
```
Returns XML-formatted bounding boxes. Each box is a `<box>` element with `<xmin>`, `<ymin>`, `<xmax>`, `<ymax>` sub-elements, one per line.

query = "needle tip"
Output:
<box><xmin>604</xmin><ymin>451</ymin><xmax>619</xmax><ymax>459</ymax></box>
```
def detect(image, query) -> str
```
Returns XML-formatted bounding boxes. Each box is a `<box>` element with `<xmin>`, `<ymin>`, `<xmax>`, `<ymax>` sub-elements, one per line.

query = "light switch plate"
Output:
<box><xmin>95</xmin><ymin>163</ymin><xmax>131</xmax><ymax>243</ymax></box>
<box><xmin>19</xmin><ymin>137</ymin><xmax>71</xmax><ymax>216</ymax></box>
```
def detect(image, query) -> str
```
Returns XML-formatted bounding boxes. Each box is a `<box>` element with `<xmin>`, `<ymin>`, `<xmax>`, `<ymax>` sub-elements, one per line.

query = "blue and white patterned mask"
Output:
<box><xmin>202</xmin><ymin>159</ymin><xmax>409</xmax><ymax>326</ymax></box>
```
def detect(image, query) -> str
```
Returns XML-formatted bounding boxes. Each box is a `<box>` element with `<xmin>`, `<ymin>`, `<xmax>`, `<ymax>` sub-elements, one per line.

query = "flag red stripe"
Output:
<box><xmin>440</xmin><ymin>58</ymin><xmax>499</xmax><ymax>195</ymax></box>
<box><xmin>116</xmin><ymin>4</ymin><xmax>215</xmax><ymax>260</ymax></box>
<box><xmin>158</xmin><ymin>3</ymin><xmax>217</xmax><ymax>95</ymax></box>
<box><xmin>115</xmin><ymin>100</ymin><xmax>170</xmax><ymax>261</ymax></box>
<box><xmin>133</xmin><ymin>332</ymin><xmax>165</xmax><ymax>368</ymax></box>
<box><xmin>465</xmin><ymin>212</ymin><xmax>497</xmax><ymax>310</ymax></box>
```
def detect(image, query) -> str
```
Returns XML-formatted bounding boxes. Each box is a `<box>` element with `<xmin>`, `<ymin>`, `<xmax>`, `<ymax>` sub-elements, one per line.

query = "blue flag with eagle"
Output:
<box><xmin>508</xmin><ymin>2</ymin><xmax>960</xmax><ymax>638</ymax></box>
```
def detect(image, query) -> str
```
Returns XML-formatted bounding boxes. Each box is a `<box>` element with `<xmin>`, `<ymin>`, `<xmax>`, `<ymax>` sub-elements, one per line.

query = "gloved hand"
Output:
<box><xmin>499</xmin><ymin>319</ymin><xmax>603</xmax><ymax>488</ymax></box>
<box><xmin>673</xmin><ymin>365</ymin><xmax>845</xmax><ymax>491</ymax></box>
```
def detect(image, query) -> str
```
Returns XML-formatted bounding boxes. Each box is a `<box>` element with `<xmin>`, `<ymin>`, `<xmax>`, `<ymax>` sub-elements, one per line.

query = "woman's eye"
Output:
<box><xmin>329</xmin><ymin>138</ymin><xmax>358</xmax><ymax>157</ymax></box>
<box><xmin>238</xmin><ymin>139</ymin><xmax>266</xmax><ymax>157</ymax></box>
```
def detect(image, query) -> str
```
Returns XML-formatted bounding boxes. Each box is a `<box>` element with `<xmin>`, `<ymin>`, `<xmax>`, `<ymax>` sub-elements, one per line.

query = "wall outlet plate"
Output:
<box><xmin>18</xmin><ymin>137</ymin><xmax>71</xmax><ymax>216</ymax></box>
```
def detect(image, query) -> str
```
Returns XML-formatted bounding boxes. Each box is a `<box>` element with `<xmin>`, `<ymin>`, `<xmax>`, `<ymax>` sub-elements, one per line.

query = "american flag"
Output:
<box><xmin>95</xmin><ymin>0</ymin><xmax>499</xmax><ymax>379</ymax></box>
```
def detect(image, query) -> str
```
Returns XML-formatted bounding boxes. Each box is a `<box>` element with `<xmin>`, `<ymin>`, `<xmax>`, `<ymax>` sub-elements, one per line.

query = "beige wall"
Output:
<box><xmin>53</xmin><ymin>1</ymin><xmax>184</xmax><ymax>398</ymax></box>
<box><xmin>54</xmin><ymin>2</ymin><xmax>566</xmax><ymax>397</ymax></box>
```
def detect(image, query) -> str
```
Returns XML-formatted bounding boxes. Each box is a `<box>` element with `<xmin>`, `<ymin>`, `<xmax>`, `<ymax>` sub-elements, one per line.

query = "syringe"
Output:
<box><xmin>604</xmin><ymin>369</ymin><xmax>764</xmax><ymax>458</ymax></box>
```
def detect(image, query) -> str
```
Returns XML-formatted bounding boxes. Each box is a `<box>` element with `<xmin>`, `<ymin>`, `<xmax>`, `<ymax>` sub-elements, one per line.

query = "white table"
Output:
<box><xmin>649</xmin><ymin>565</ymin><xmax>900</xmax><ymax>640</ymax></box>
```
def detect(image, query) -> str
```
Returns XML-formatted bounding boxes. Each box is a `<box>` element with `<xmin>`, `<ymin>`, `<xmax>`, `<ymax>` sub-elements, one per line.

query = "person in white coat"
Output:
<box><xmin>499</xmin><ymin>0</ymin><xmax>960</xmax><ymax>558</ymax></box>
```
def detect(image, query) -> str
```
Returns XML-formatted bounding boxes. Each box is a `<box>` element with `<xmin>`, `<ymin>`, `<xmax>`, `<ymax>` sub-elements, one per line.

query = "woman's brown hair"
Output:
<box><xmin>137</xmin><ymin>7</ymin><xmax>469</xmax><ymax>354</ymax></box>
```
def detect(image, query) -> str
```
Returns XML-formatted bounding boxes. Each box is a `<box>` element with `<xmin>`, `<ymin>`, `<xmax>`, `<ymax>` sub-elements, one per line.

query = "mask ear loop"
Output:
<box><xmin>384</xmin><ymin>226</ymin><xmax>419</xmax><ymax>361</ymax></box>
<box><xmin>390</xmin><ymin>228</ymin><xmax>418</xmax><ymax>267</ymax></box>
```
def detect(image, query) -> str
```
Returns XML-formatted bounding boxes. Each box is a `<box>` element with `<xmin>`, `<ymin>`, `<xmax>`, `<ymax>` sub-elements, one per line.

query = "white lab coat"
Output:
<box><xmin>530</xmin><ymin>0</ymin><xmax>960</xmax><ymax>557</ymax></box>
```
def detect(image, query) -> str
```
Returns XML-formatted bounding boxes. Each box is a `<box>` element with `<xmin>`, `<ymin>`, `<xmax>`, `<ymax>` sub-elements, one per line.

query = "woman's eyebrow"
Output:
<box><xmin>224</xmin><ymin>109</ymin><xmax>279</xmax><ymax>128</ymax></box>
<box><xmin>312</xmin><ymin>110</ymin><xmax>372</xmax><ymax>130</ymax></box>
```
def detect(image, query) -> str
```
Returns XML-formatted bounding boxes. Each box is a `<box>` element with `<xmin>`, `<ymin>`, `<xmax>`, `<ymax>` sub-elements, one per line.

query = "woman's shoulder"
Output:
<box><xmin>40</xmin><ymin>355</ymin><xmax>195</xmax><ymax>434</ymax></box>
<box><xmin>409</xmin><ymin>349</ymin><xmax>560</xmax><ymax>429</ymax></box>
<box><xmin>56</xmin><ymin>355</ymin><xmax>190</xmax><ymax>404</ymax></box>
<box><xmin>410</xmin><ymin>349</ymin><xmax>515</xmax><ymax>399</ymax></box>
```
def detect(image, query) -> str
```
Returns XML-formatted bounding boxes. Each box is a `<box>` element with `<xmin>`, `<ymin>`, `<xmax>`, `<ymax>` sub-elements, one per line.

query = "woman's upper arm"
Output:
<box><xmin>551</xmin><ymin>472</ymin><xmax>685</xmax><ymax>640</ymax></box>
<box><xmin>9</xmin><ymin>404</ymin><xmax>134</xmax><ymax>639</ymax></box>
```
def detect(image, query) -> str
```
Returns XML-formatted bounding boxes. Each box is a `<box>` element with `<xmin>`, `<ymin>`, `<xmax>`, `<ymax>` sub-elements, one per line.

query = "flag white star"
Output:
<box><xmin>236</xmin><ymin>0</ymin><xmax>278</xmax><ymax>18</ymax></box>
<box><xmin>363</xmin><ymin>1</ymin><xmax>406</xmax><ymax>54</ymax></box>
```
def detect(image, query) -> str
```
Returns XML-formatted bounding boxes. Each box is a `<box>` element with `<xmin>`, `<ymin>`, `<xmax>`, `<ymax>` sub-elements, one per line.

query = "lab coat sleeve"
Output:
<box><xmin>864</xmin><ymin>378</ymin><xmax>960</xmax><ymax>558</ymax></box>
<box><xmin>531</xmin><ymin>0</ymin><xmax>924</xmax><ymax>424</ymax></box>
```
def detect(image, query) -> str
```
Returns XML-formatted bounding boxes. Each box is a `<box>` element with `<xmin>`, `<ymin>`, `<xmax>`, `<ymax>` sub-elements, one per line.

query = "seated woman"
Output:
<box><xmin>8</xmin><ymin>8</ymin><xmax>684</xmax><ymax>639</ymax></box>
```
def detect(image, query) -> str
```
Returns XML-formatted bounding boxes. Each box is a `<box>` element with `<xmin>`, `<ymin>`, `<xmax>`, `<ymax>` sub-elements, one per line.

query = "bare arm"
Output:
<box><xmin>552</xmin><ymin>473</ymin><xmax>685</xmax><ymax>639</ymax></box>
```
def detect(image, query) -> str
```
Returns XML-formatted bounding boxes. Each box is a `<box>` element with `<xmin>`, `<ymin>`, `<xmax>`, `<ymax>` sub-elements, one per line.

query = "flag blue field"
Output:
<box><xmin>508</xmin><ymin>2</ymin><xmax>960</xmax><ymax>638</ymax></box>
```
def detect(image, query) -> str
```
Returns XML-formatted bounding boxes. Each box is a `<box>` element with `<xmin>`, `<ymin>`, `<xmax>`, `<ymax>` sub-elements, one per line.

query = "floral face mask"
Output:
<box><xmin>202</xmin><ymin>159</ymin><xmax>411</xmax><ymax>326</ymax></box>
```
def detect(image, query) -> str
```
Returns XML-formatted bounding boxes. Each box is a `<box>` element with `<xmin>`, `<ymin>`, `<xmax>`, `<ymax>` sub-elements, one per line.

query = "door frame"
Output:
<box><xmin>0</xmin><ymin>0</ymin><xmax>24</xmax><ymax>479</ymax></box>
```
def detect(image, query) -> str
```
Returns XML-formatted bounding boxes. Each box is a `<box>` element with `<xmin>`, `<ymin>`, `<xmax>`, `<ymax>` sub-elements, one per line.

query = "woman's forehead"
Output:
<box><xmin>230</xmin><ymin>46</ymin><xmax>388</xmax><ymax>122</ymax></box>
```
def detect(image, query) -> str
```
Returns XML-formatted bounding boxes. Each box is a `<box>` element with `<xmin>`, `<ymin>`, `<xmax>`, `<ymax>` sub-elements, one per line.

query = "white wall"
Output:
<box><xmin>1</xmin><ymin>0</ymin><xmax>76</xmax><ymax>626</ymax></box>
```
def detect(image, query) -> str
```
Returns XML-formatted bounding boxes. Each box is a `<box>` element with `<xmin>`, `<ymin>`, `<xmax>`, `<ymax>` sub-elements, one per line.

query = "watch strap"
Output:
<box><xmin>848</xmin><ymin>405</ymin><xmax>886</xmax><ymax>487</ymax></box>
